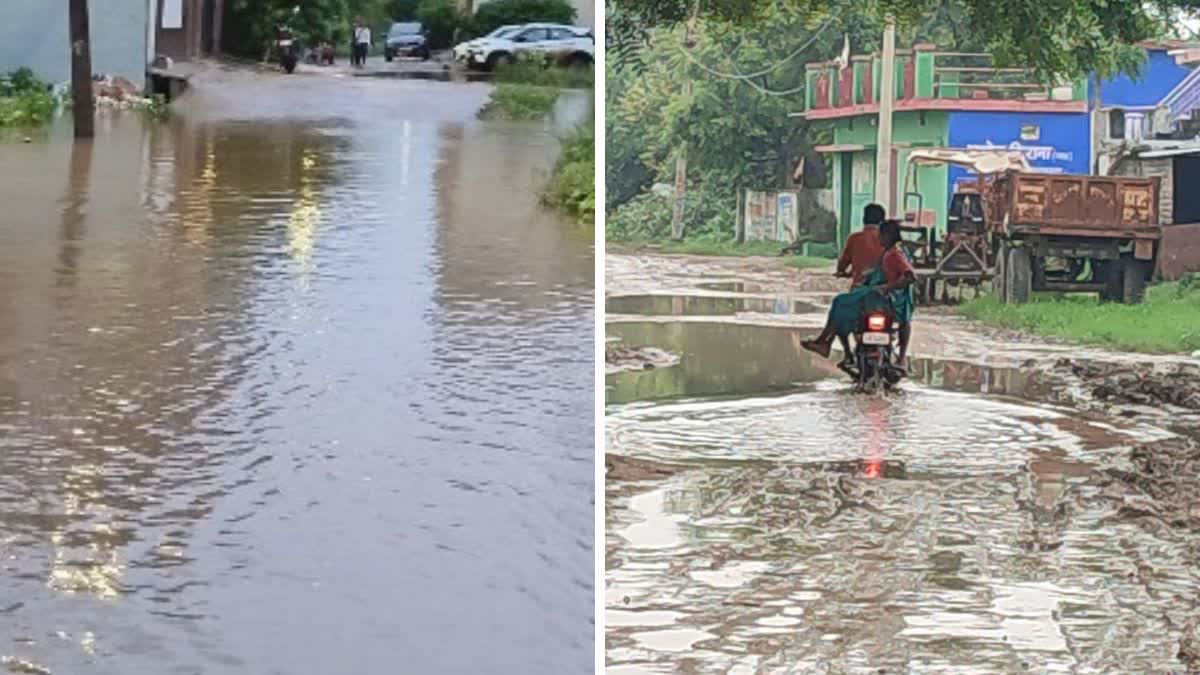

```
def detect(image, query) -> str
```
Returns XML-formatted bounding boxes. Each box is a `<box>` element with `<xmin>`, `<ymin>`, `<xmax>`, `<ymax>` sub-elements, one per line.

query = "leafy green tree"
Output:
<box><xmin>605</xmin><ymin>0</ymin><xmax>1037</xmax><ymax>241</ymax></box>
<box><xmin>474</xmin><ymin>0</ymin><xmax>577</xmax><ymax>35</ymax></box>
<box><xmin>416</xmin><ymin>0</ymin><xmax>465</xmax><ymax>47</ymax></box>
<box><xmin>224</xmin><ymin>0</ymin><xmax>352</xmax><ymax>56</ymax></box>
<box><xmin>608</xmin><ymin>0</ymin><xmax>1184</xmax><ymax>79</ymax></box>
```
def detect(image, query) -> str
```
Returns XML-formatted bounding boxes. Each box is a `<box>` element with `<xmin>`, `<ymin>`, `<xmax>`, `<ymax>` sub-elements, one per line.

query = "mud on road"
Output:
<box><xmin>605</xmin><ymin>252</ymin><xmax>1200</xmax><ymax>673</ymax></box>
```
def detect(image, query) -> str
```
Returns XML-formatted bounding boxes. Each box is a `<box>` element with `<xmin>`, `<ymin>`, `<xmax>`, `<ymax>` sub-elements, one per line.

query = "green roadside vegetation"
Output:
<box><xmin>480</xmin><ymin>62</ymin><xmax>592</xmax><ymax>119</ymax></box>
<box><xmin>476</xmin><ymin>62</ymin><xmax>596</xmax><ymax>224</ymax></box>
<box><xmin>494</xmin><ymin>62</ymin><xmax>594</xmax><ymax>89</ymax></box>
<box><xmin>542</xmin><ymin>125</ymin><xmax>594</xmax><ymax>224</ymax></box>
<box><xmin>957</xmin><ymin>275</ymin><xmax>1200</xmax><ymax>354</ymax></box>
<box><xmin>0</xmin><ymin>69</ymin><xmax>56</xmax><ymax>128</ymax></box>
<box><xmin>479</xmin><ymin>83</ymin><xmax>560</xmax><ymax>119</ymax></box>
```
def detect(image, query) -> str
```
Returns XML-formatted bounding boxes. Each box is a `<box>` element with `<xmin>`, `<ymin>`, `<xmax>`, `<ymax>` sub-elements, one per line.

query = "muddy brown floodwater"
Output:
<box><xmin>0</xmin><ymin>67</ymin><xmax>593</xmax><ymax>674</ymax></box>
<box><xmin>605</xmin><ymin>254</ymin><xmax>1200</xmax><ymax>673</ymax></box>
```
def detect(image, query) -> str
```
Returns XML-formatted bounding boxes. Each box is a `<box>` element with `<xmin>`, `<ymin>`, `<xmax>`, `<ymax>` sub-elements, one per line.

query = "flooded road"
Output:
<box><xmin>605</xmin><ymin>258</ymin><xmax>1200</xmax><ymax>672</ymax></box>
<box><xmin>0</xmin><ymin>68</ymin><xmax>593</xmax><ymax>673</ymax></box>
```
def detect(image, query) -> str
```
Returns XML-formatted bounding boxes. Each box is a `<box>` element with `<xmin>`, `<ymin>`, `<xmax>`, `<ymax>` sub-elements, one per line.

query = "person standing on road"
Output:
<box><xmin>837</xmin><ymin>203</ymin><xmax>885</xmax><ymax>287</ymax></box>
<box><xmin>353</xmin><ymin>18</ymin><xmax>372</xmax><ymax>69</ymax></box>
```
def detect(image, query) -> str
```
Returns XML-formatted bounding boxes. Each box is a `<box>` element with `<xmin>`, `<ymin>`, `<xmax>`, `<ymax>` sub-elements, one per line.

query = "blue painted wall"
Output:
<box><xmin>1088</xmin><ymin>49</ymin><xmax>1193</xmax><ymax>108</ymax></box>
<box><xmin>945</xmin><ymin>110</ymin><xmax>1091</xmax><ymax>191</ymax></box>
<box><xmin>0</xmin><ymin>0</ymin><xmax>148</xmax><ymax>89</ymax></box>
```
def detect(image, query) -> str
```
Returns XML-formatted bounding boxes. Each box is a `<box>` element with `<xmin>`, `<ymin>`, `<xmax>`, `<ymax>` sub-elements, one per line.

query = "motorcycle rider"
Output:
<box><xmin>802</xmin><ymin>219</ymin><xmax>915</xmax><ymax>371</ymax></box>
<box><xmin>837</xmin><ymin>203</ymin><xmax>885</xmax><ymax>287</ymax></box>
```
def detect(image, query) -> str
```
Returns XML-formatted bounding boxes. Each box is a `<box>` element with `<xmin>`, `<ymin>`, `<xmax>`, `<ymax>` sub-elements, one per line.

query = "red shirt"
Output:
<box><xmin>837</xmin><ymin>227</ymin><xmax>883</xmax><ymax>286</ymax></box>
<box><xmin>881</xmin><ymin>247</ymin><xmax>915</xmax><ymax>284</ymax></box>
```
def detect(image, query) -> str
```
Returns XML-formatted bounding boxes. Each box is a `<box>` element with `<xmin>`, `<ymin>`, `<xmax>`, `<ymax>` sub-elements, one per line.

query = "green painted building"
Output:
<box><xmin>801</xmin><ymin>45</ymin><xmax>1090</xmax><ymax>249</ymax></box>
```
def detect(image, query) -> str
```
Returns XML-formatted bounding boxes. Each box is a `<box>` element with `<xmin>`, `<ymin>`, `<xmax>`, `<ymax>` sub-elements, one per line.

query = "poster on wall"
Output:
<box><xmin>162</xmin><ymin>0</ymin><xmax>184</xmax><ymax>29</ymax></box>
<box><xmin>744</xmin><ymin>191</ymin><xmax>776</xmax><ymax>242</ymax></box>
<box><xmin>776</xmin><ymin>192</ymin><xmax>798</xmax><ymax>241</ymax></box>
<box><xmin>743</xmin><ymin>191</ymin><xmax>800</xmax><ymax>242</ymax></box>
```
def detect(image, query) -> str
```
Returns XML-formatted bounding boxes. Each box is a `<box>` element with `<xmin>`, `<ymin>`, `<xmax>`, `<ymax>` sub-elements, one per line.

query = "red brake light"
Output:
<box><xmin>867</xmin><ymin>314</ymin><xmax>887</xmax><ymax>331</ymax></box>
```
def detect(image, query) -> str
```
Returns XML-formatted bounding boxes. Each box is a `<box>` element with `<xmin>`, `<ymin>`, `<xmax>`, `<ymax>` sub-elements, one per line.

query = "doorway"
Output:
<box><xmin>1174</xmin><ymin>155</ymin><xmax>1200</xmax><ymax>224</ymax></box>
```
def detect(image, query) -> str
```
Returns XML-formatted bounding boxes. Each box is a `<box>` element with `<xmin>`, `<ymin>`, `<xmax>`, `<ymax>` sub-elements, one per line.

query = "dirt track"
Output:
<box><xmin>605</xmin><ymin>251</ymin><xmax>1200</xmax><ymax>673</ymax></box>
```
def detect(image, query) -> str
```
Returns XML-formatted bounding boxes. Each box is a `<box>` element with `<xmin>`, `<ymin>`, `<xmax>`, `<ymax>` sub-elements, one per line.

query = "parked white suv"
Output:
<box><xmin>453</xmin><ymin>24</ymin><xmax>521</xmax><ymax>63</ymax></box>
<box><xmin>462</xmin><ymin>23</ymin><xmax>594</xmax><ymax>71</ymax></box>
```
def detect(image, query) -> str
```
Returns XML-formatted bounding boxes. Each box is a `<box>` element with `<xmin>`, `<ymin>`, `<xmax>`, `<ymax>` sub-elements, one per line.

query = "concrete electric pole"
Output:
<box><xmin>874</xmin><ymin>16</ymin><xmax>896</xmax><ymax>211</ymax></box>
<box><xmin>69</xmin><ymin>0</ymin><xmax>95</xmax><ymax>138</ymax></box>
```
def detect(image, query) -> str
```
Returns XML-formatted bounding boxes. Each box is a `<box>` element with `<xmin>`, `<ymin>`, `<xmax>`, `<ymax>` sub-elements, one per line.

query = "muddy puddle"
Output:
<box><xmin>0</xmin><ymin>76</ymin><xmax>593</xmax><ymax>672</ymax></box>
<box><xmin>607</xmin><ymin>294</ymin><xmax>817</xmax><ymax>317</ymax></box>
<box><xmin>695</xmin><ymin>281</ymin><xmax>766</xmax><ymax>293</ymax></box>
<box><xmin>606</xmin><ymin>318</ymin><xmax>1197</xmax><ymax>671</ymax></box>
<box><xmin>605</xmin><ymin>322</ymin><xmax>841</xmax><ymax>404</ymax></box>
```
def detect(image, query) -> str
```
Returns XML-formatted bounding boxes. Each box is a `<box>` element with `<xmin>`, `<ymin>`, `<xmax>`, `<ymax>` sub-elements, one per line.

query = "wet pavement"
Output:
<box><xmin>0</xmin><ymin>67</ymin><xmax>594</xmax><ymax>673</ymax></box>
<box><xmin>605</xmin><ymin>253</ymin><xmax>1200</xmax><ymax>672</ymax></box>
<box><xmin>606</xmin><ymin>295</ymin><xmax>817</xmax><ymax>318</ymax></box>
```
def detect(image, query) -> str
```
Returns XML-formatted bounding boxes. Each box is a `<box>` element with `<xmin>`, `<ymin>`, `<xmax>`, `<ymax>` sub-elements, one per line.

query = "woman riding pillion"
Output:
<box><xmin>802</xmin><ymin>219</ymin><xmax>916</xmax><ymax>373</ymax></box>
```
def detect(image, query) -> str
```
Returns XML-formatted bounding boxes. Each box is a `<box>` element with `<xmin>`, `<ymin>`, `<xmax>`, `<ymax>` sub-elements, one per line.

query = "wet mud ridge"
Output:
<box><xmin>605</xmin><ymin>337</ymin><xmax>679</xmax><ymax>374</ymax></box>
<box><xmin>604</xmin><ymin>253</ymin><xmax>1200</xmax><ymax>672</ymax></box>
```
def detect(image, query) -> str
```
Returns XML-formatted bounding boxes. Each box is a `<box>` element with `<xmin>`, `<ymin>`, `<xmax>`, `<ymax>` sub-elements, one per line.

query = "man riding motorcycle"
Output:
<box><xmin>802</xmin><ymin>219</ymin><xmax>915</xmax><ymax>373</ymax></box>
<box><xmin>837</xmin><ymin>203</ymin><xmax>885</xmax><ymax>288</ymax></box>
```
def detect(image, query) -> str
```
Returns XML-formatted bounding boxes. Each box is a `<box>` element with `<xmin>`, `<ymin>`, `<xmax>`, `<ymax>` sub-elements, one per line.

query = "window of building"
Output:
<box><xmin>1109</xmin><ymin>109</ymin><xmax>1125</xmax><ymax>139</ymax></box>
<box><xmin>162</xmin><ymin>0</ymin><xmax>184</xmax><ymax>29</ymax></box>
<box><xmin>1125</xmin><ymin>112</ymin><xmax>1146</xmax><ymax>141</ymax></box>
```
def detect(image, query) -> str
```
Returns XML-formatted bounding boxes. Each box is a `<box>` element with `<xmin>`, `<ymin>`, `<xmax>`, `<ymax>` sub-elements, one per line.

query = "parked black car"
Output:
<box><xmin>385</xmin><ymin>22</ymin><xmax>431</xmax><ymax>61</ymax></box>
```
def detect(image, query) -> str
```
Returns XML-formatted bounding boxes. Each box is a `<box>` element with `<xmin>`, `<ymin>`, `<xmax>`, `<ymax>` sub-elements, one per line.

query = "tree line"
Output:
<box><xmin>606</xmin><ymin>0</ymin><xmax>1200</xmax><ymax>244</ymax></box>
<box><xmin>222</xmin><ymin>0</ymin><xmax>578</xmax><ymax>58</ymax></box>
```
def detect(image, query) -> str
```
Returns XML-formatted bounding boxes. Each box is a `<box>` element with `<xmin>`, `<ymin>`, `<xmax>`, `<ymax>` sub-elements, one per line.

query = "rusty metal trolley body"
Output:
<box><xmin>899</xmin><ymin>149</ymin><xmax>1162</xmax><ymax>304</ymax></box>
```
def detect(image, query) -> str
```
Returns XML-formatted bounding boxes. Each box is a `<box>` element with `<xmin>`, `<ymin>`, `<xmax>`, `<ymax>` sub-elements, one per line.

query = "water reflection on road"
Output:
<box><xmin>606</xmin><ymin>316</ymin><xmax>1195</xmax><ymax>672</ymax></box>
<box><xmin>0</xmin><ymin>74</ymin><xmax>593</xmax><ymax>674</ymax></box>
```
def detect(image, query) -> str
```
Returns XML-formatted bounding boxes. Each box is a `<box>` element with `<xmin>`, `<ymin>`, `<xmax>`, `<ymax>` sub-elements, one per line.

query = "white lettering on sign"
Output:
<box><xmin>966</xmin><ymin>140</ymin><xmax>1073</xmax><ymax>164</ymax></box>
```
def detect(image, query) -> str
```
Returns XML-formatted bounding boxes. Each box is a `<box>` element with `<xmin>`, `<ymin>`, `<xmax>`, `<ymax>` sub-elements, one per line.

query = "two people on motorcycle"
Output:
<box><xmin>802</xmin><ymin>204</ymin><xmax>915</xmax><ymax>372</ymax></box>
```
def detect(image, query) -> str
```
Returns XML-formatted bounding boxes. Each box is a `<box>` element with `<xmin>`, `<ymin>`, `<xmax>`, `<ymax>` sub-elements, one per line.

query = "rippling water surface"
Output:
<box><xmin>1</xmin><ymin>70</ymin><xmax>593</xmax><ymax>674</ymax></box>
<box><xmin>606</xmin><ymin>319</ymin><xmax>1198</xmax><ymax>673</ymax></box>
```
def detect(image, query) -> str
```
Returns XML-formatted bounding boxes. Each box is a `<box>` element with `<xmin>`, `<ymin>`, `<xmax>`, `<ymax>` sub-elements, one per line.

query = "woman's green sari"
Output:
<box><xmin>826</xmin><ymin>252</ymin><xmax>915</xmax><ymax>338</ymax></box>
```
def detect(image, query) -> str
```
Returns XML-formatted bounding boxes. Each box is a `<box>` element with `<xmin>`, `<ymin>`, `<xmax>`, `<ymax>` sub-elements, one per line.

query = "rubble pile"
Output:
<box><xmin>92</xmin><ymin>75</ymin><xmax>153</xmax><ymax>109</ymax></box>
<box><xmin>1027</xmin><ymin>358</ymin><xmax>1200</xmax><ymax>413</ymax></box>
<box><xmin>1087</xmin><ymin>437</ymin><xmax>1200</xmax><ymax>529</ymax></box>
<box><xmin>604</xmin><ymin>337</ymin><xmax>679</xmax><ymax>374</ymax></box>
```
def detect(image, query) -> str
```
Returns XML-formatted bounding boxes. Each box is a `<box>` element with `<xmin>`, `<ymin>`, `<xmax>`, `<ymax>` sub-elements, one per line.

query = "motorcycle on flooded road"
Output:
<box><xmin>833</xmin><ymin>272</ymin><xmax>906</xmax><ymax>393</ymax></box>
<box><xmin>274</xmin><ymin>25</ymin><xmax>300</xmax><ymax>74</ymax></box>
<box><xmin>847</xmin><ymin>310</ymin><xmax>905</xmax><ymax>393</ymax></box>
<box><xmin>272</xmin><ymin>6</ymin><xmax>302</xmax><ymax>74</ymax></box>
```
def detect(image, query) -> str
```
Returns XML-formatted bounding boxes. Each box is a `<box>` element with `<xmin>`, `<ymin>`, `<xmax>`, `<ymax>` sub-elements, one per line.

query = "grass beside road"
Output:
<box><xmin>542</xmin><ymin>124</ymin><xmax>594</xmax><ymax>224</ymax></box>
<box><xmin>494</xmin><ymin>62</ymin><xmax>593</xmax><ymax>88</ymax></box>
<box><xmin>0</xmin><ymin>69</ymin><xmax>56</xmax><ymax>128</ymax></box>
<box><xmin>479</xmin><ymin>61</ymin><xmax>593</xmax><ymax>120</ymax></box>
<box><xmin>957</xmin><ymin>275</ymin><xmax>1200</xmax><ymax>354</ymax></box>
<box><xmin>478</xmin><ymin>83</ymin><xmax>559</xmax><ymax>119</ymax></box>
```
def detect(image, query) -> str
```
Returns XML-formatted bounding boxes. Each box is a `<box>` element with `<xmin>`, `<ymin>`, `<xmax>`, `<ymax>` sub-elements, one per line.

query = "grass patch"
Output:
<box><xmin>479</xmin><ymin>83</ymin><xmax>559</xmax><ymax>120</ymax></box>
<box><xmin>494</xmin><ymin>61</ymin><xmax>593</xmax><ymax>89</ymax></box>
<box><xmin>0</xmin><ymin>68</ymin><xmax>56</xmax><ymax>128</ymax></box>
<box><xmin>957</xmin><ymin>275</ymin><xmax>1200</xmax><ymax>354</ymax></box>
<box><xmin>542</xmin><ymin>124</ymin><xmax>594</xmax><ymax>223</ymax></box>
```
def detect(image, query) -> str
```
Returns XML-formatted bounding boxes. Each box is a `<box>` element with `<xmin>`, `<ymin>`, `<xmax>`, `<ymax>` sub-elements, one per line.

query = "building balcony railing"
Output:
<box><xmin>804</xmin><ymin>47</ymin><xmax>1086</xmax><ymax>112</ymax></box>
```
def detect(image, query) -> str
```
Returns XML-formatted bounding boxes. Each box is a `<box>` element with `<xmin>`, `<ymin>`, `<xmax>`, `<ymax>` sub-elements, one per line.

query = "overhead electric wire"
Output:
<box><xmin>678</xmin><ymin>17</ymin><xmax>835</xmax><ymax>96</ymax></box>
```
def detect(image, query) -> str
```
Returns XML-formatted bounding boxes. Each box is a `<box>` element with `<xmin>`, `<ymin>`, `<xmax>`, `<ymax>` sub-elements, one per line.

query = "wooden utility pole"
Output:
<box><xmin>671</xmin><ymin>80</ymin><xmax>691</xmax><ymax>241</ymax></box>
<box><xmin>874</xmin><ymin>17</ymin><xmax>896</xmax><ymax>211</ymax></box>
<box><xmin>68</xmin><ymin>0</ymin><xmax>95</xmax><ymax>138</ymax></box>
